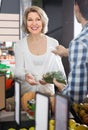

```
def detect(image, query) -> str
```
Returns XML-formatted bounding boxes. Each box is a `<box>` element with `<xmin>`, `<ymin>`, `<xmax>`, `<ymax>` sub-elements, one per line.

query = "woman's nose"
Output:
<box><xmin>32</xmin><ymin>20</ymin><xmax>37</xmax><ymax>25</ymax></box>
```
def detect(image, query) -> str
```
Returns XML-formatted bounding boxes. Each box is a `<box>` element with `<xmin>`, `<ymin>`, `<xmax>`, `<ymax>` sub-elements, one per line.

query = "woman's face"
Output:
<box><xmin>27</xmin><ymin>12</ymin><xmax>43</xmax><ymax>34</ymax></box>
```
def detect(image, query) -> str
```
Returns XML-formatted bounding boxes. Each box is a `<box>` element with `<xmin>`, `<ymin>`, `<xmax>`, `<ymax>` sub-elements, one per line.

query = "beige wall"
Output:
<box><xmin>0</xmin><ymin>14</ymin><xmax>20</xmax><ymax>42</ymax></box>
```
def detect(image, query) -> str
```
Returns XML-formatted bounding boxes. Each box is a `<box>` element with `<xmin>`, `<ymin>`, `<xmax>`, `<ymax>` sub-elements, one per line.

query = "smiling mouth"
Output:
<box><xmin>31</xmin><ymin>27</ymin><xmax>39</xmax><ymax>30</ymax></box>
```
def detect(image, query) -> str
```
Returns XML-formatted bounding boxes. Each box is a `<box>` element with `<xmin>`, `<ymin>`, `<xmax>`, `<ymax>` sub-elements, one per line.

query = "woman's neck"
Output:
<box><xmin>27</xmin><ymin>33</ymin><xmax>47</xmax><ymax>55</ymax></box>
<box><xmin>29</xmin><ymin>33</ymin><xmax>44</xmax><ymax>41</ymax></box>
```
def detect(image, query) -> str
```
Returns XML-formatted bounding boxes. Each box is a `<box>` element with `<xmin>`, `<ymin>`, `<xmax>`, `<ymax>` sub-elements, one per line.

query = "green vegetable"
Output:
<box><xmin>0</xmin><ymin>63</ymin><xmax>10</xmax><ymax>74</ymax></box>
<box><xmin>29</xmin><ymin>127</ymin><xmax>35</xmax><ymax>130</ymax></box>
<box><xmin>8</xmin><ymin>128</ymin><xmax>16</xmax><ymax>130</ymax></box>
<box><xmin>42</xmin><ymin>71</ymin><xmax>66</xmax><ymax>84</ymax></box>
<box><xmin>20</xmin><ymin>128</ymin><xmax>28</xmax><ymax>130</ymax></box>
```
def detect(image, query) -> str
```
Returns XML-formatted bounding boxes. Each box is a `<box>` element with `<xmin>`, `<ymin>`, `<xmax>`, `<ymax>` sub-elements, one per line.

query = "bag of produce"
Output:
<box><xmin>42</xmin><ymin>71</ymin><xmax>66</xmax><ymax>84</ymax></box>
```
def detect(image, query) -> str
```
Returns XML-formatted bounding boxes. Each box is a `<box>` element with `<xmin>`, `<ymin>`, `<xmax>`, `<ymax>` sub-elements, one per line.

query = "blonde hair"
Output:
<box><xmin>22</xmin><ymin>6</ymin><xmax>49</xmax><ymax>34</ymax></box>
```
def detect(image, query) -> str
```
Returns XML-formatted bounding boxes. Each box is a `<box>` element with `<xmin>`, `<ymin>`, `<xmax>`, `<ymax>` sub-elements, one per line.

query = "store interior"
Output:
<box><xmin>0</xmin><ymin>0</ymin><xmax>88</xmax><ymax>130</ymax></box>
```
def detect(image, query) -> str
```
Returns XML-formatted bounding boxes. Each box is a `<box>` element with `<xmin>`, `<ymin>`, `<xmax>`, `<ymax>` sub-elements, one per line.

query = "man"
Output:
<box><xmin>53</xmin><ymin>0</ymin><xmax>88</xmax><ymax>103</ymax></box>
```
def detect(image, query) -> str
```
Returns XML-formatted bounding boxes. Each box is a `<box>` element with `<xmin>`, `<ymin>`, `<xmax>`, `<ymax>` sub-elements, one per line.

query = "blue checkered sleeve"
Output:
<box><xmin>62</xmin><ymin>24</ymin><xmax>88</xmax><ymax>103</ymax></box>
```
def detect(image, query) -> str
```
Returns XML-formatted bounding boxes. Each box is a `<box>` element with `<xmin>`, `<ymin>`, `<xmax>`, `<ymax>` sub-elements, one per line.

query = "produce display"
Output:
<box><xmin>0</xmin><ymin>63</ymin><xmax>13</xmax><ymax>89</ymax></box>
<box><xmin>3</xmin><ymin>118</ymin><xmax>88</xmax><ymax>130</ymax></box>
<box><xmin>8</xmin><ymin>128</ymin><xmax>16</xmax><ymax>130</ymax></box>
<box><xmin>0</xmin><ymin>63</ymin><xmax>10</xmax><ymax>74</ymax></box>
<box><xmin>72</xmin><ymin>103</ymin><xmax>88</xmax><ymax>126</ymax></box>
<box><xmin>42</xmin><ymin>71</ymin><xmax>66</xmax><ymax>84</ymax></box>
<box><xmin>21</xmin><ymin>92</ymin><xmax>36</xmax><ymax>111</ymax></box>
<box><xmin>0</xmin><ymin>63</ymin><xmax>13</xmax><ymax>79</ymax></box>
<box><xmin>26</xmin><ymin>99</ymin><xmax>36</xmax><ymax>120</ymax></box>
<box><xmin>69</xmin><ymin>119</ymin><xmax>88</xmax><ymax>130</ymax></box>
<box><xmin>8</xmin><ymin>127</ymin><xmax>35</xmax><ymax>130</ymax></box>
<box><xmin>49</xmin><ymin>119</ymin><xmax>88</xmax><ymax>130</ymax></box>
<box><xmin>28</xmin><ymin>127</ymin><xmax>35</xmax><ymax>130</ymax></box>
<box><xmin>0</xmin><ymin>54</ymin><xmax>14</xmax><ymax>60</ymax></box>
<box><xmin>49</xmin><ymin>119</ymin><xmax>55</xmax><ymax>130</ymax></box>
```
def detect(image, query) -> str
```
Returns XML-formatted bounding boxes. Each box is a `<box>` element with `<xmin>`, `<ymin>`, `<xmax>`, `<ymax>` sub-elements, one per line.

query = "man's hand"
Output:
<box><xmin>53</xmin><ymin>78</ymin><xmax>65</xmax><ymax>92</ymax></box>
<box><xmin>52</xmin><ymin>45</ymin><xmax>68</xmax><ymax>57</ymax></box>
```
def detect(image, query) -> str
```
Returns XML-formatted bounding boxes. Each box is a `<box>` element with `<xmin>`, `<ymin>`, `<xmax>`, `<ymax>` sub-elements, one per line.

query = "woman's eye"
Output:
<box><xmin>27</xmin><ymin>19</ymin><xmax>33</xmax><ymax>21</ymax></box>
<box><xmin>27</xmin><ymin>18</ymin><xmax>41</xmax><ymax>21</ymax></box>
<box><xmin>37</xmin><ymin>18</ymin><xmax>41</xmax><ymax>21</ymax></box>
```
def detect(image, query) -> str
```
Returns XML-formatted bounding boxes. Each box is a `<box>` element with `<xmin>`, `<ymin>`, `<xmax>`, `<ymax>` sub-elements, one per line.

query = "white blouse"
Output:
<box><xmin>14</xmin><ymin>35</ymin><xmax>66</xmax><ymax>96</ymax></box>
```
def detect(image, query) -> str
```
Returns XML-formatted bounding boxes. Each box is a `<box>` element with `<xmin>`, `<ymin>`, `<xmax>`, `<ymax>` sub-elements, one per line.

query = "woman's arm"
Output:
<box><xmin>14</xmin><ymin>42</ymin><xmax>38</xmax><ymax>85</ymax></box>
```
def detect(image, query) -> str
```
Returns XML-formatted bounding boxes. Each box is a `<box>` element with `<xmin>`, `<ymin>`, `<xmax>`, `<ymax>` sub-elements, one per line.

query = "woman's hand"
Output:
<box><xmin>25</xmin><ymin>73</ymin><xmax>38</xmax><ymax>85</ymax></box>
<box><xmin>53</xmin><ymin>78</ymin><xmax>65</xmax><ymax>92</ymax></box>
<box><xmin>39</xmin><ymin>79</ymin><xmax>47</xmax><ymax>85</ymax></box>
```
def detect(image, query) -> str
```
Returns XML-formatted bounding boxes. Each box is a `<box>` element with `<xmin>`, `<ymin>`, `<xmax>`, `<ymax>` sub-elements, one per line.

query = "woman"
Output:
<box><xmin>14</xmin><ymin>6</ymin><xmax>66</xmax><ymax>110</ymax></box>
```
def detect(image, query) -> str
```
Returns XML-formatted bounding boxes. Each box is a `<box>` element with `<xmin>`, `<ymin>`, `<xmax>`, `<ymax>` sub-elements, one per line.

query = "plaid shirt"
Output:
<box><xmin>62</xmin><ymin>23</ymin><xmax>88</xmax><ymax>103</ymax></box>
